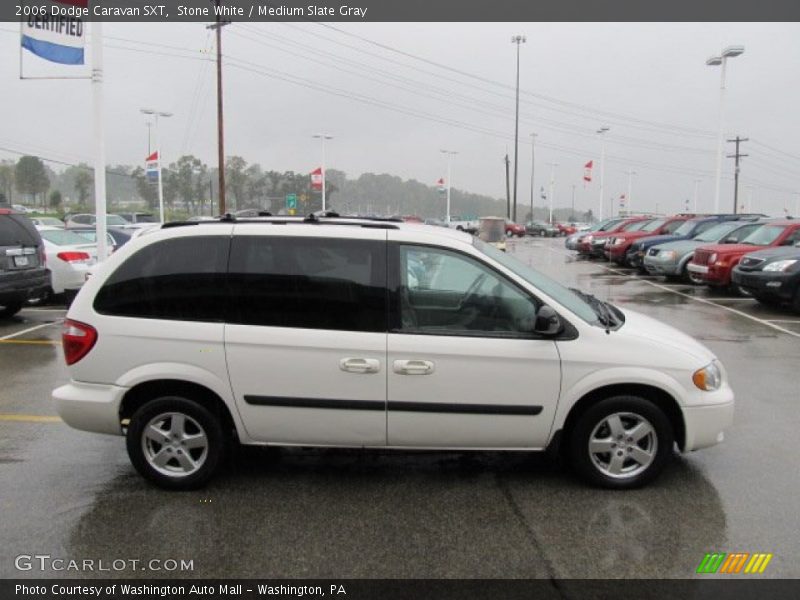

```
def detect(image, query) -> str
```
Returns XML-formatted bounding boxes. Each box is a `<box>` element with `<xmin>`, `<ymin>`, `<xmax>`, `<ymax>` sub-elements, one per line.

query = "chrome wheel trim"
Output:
<box><xmin>142</xmin><ymin>412</ymin><xmax>208</xmax><ymax>478</ymax></box>
<box><xmin>588</xmin><ymin>412</ymin><xmax>657</xmax><ymax>480</ymax></box>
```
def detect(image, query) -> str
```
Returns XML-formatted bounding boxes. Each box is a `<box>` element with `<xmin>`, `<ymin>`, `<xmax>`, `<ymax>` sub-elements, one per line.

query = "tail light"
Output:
<box><xmin>57</xmin><ymin>251</ymin><xmax>91</xmax><ymax>263</ymax></box>
<box><xmin>62</xmin><ymin>319</ymin><xmax>97</xmax><ymax>365</ymax></box>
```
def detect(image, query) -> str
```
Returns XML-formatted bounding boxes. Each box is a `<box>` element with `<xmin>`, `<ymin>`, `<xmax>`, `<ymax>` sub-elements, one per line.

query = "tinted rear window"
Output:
<box><xmin>0</xmin><ymin>214</ymin><xmax>39</xmax><ymax>246</ymax></box>
<box><xmin>227</xmin><ymin>236</ymin><xmax>387</xmax><ymax>332</ymax></box>
<box><xmin>94</xmin><ymin>236</ymin><xmax>229</xmax><ymax>321</ymax></box>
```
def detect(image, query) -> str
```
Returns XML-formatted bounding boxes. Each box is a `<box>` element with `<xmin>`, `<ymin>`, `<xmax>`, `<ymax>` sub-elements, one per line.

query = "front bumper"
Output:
<box><xmin>682</xmin><ymin>400</ymin><xmax>735</xmax><ymax>452</ymax></box>
<box><xmin>643</xmin><ymin>256</ymin><xmax>681</xmax><ymax>276</ymax></box>
<box><xmin>687</xmin><ymin>262</ymin><xmax>729</xmax><ymax>286</ymax></box>
<box><xmin>731</xmin><ymin>269</ymin><xmax>798</xmax><ymax>300</ymax></box>
<box><xmin>0</xmin><ymin>270</ymin><xmax>50</xmax><ymax>304</ymax></box>
<box><xmin>53</xmin><ymin>381</ymin><xmax>126</xmax><ymax>436</ymax></box>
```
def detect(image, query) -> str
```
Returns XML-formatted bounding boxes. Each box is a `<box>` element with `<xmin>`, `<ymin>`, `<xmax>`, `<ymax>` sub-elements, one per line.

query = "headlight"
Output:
<box><xmin>584</xmin><ymin>235</ymin><xmax>593</xmax><ymax>243</ymax></box>
<box><xmin>693</xmin><ymin>362</ymin><xmax>722</xmax><ymax>391</ymax></box>
<box><xmin>763</xmin><ymin>259</ymin><xmax>798</xmax><ymax>272</ymax></box>
<box><xmin>613</xmin><ymin>238</ymin><xmax>626</xmax><ymax>245</ymax></box>
<box><xmin>709</xmin><ymin>253</ymin><xmax>718</xmax><ymax>264</ymax></box>
<box><xmin>660</xmin><ymin>250</ymin><xmax>677</xmax><ymax>261</ymax></box>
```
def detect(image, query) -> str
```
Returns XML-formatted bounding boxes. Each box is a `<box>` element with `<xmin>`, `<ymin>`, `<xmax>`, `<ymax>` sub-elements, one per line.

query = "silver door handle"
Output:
<box><xmin>393</xmin><ymin>359</ymin><xmax>435</xmax><ymax>375</ymax></box>
<box><xmin>339</xmin><ymin>357</ymin><xmax>381</xmax><ymax>374</ymax></box>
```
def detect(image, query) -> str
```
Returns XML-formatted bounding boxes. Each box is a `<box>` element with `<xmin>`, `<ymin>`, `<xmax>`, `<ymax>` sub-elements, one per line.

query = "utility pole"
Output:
<box><xmin>207</xmin><ymin>4</ymin><xmax>229</xmax><ymax>215</ymax></box>
<box><xmin>504</xmin><ymin>154</ymin><xmax>511</xmax><ymax>218</ymax></box>
<box><xmin>511</xmin><ymin>35</ymin><xmax>526</xmax><ymax>223</ymax></box>
<box><xmin>529</xmin><ymin>133</ymin><xmax>537</xmax><ymax>223</ymax></box>
<box><xmin>726</xmin><ymin>136</ymin><xmax>748</xmax><ymax>214</ymax></box>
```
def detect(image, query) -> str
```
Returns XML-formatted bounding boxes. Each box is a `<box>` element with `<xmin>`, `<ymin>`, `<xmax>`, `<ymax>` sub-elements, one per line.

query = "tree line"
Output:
<box><xmin>0</xmin><ymin>154</ymin><xmax>593</xmax><ymax>223</ymax></box>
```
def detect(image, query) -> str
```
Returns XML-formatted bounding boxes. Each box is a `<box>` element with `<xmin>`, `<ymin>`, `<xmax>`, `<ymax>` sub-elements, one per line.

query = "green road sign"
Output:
<box><xmin>286</xmin><ymin>193</ymin><xmax>297</xmax><ymax>209</ymax></box>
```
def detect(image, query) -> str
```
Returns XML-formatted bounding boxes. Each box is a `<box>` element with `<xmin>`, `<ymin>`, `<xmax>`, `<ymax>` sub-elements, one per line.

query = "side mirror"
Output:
<box><xmin>534</xmin><ymin>304</ymin><xmax>562</xmax><ymax>336</ymax></box>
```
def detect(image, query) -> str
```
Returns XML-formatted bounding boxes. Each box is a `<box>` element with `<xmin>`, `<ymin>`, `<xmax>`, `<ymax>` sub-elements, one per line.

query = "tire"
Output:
<box><xmin>568</xmin><ymin>395</ymin><xmax>674</xmax><ymax>489</ymax></box>
<box><xmin>126</xmin><ymin>396</ymin><xmax>227</xmax><ymax>490</ymax></box>
<box><xmin>752</xmin><ymin>293</ymin><xmax>782</xmax><ymax>307</ymax></box>
<box><xmin>0</xmin><ymin>302</ymin><xmax>23</xmax><ymax>318</ymax></box>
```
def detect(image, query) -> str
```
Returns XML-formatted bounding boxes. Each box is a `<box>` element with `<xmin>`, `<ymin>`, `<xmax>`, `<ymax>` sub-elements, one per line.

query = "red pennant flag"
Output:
<box><xmin>310</xmin><ymin>167</ymin><xmax>323</xmax><ymax>191</ymax></box>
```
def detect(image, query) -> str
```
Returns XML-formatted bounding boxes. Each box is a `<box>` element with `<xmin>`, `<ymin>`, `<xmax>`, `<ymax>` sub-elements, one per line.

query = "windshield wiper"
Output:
<box><xmin>569</xmin><ymin>288</ymin><xmax>620</xmax><ymax>331</ymax></box>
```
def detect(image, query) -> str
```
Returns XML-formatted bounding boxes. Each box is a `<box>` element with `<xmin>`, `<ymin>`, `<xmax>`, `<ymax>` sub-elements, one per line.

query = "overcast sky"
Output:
<box><xmin>3</xmin><ymin>21</ymin><xmax>800</xmax><ymax>217</ymax></box>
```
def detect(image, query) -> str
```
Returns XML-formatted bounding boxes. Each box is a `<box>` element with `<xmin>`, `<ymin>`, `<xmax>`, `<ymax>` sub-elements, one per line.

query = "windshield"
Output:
<box><xmin>742</xmin><ymin>225</ymin><xmax>786</xmax><ymax>246</ymax></box>
<box><xmin>622</xmin><ymin>220</ymin><xmax>649</xmax><ymax>232</ymax></box>
<box><xmin>694</xmin><ymin>222</ymin><xmax>741</xmax><ymax>242</ymax></box>
<box><xmin>107</xmin><ymin>215</ymin><xmax>129</xmax><ymax>226</ymax></box>
<box><xmin>40</xmin><ymin>229</ymin><xmax>94</xmax><ymax>246</ymax></box>
<box><xmin>672</xmin><ymin>220</ymin><xmax>697</xmax><ymax>236</ymax></box>
<box><xmin>596</xmin><ymin>218</ymin><xmax>623</xmax><ymax>232</ymax></box>
<box><xmin>641</xmin><ymin>218</ymin><xmax>666</xmax><ymax>232</ymax></box>
<box><xmin>474</xmin><ymin>238</ymin><xmax>599</xmax><ymax>325</ymax></box>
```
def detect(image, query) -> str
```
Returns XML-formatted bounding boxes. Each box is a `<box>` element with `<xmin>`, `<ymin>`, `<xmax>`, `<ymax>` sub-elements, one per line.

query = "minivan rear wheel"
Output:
<box><xmin>568</xmin><ymin>396</ymin><xmax>674</xmax><ymax>489</ymax></box>
<box><xmin>126</xmin><ymin>396</ymin><xmax>226</xmax><ymax>490</ymax></box>
<box><xmin>0</xmin><ymin>302</ymin><xmax>22</xmax><ymax>318</ymax></box>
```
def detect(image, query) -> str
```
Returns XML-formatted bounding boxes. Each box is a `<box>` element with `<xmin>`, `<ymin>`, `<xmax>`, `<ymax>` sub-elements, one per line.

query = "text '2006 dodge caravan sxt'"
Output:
<box><xmin>53</xmin><ymin>216</ymin><xmax>734</xmax><ymax>490</ymax></box>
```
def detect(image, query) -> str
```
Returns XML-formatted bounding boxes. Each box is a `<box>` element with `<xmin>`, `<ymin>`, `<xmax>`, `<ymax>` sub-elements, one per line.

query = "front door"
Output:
<box><xmin>387</xmin><ymin>241</ymin><xmax>561</xmax><ymax>448</ymax></box>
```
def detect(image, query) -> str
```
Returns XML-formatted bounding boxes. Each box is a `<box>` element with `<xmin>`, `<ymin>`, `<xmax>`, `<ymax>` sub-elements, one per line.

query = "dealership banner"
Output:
<box><xmin>20</xmin><ymin>0</ymin><xmax>87</xmax><ymax>65</ymax></box>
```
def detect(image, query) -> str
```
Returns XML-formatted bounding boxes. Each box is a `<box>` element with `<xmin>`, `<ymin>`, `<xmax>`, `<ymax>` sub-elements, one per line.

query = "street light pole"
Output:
<box><xmin>529</xmin><ymin>133</ymin><xmax>537</xmax><ymax>223</ymax></box>
<box><xmin>141</xmin><ymin>108</ymin><xmax>173</xmax><ymax>223</ymax></box>
<box><xmin>546</xmin><ymin>162</ymin><xmax>558</xmax><ymax>225</ymax></box>
<box><xmin>597</xmin><ymin>126</ymin><xmax>610</xmax><ymax>221</ymax></box>
<box><xmin>440</xmin><ymin>149</ymin><xmax>458</xmax><ymax>225</ymax></box>
<box><xmin>511</xmin><ymin>35</ymin><xmax>526</xmax><ymax>223</ymax></box>
<box><xmin>91</xmin><ymin>21</ymin><xmax>108</xmax><ymax>262</ymax></box>
<box><xmin>707</xmin><ymin>45</ymin><xmax>745</xmax><ymax>214</ymax></box>
<box><xmin>625</xmin><ymin>169</ymin><xmax>636</xmax><ymax>215</ymax></box>
<box><xmin>693</xmin><ymin>178</ymin><xmax>701</xmax><ymax>213</ymax></box>
<box><xmin>313</xmin><ymin>133</ymin><xmax>334</xmax><ymax>212</ymax></box>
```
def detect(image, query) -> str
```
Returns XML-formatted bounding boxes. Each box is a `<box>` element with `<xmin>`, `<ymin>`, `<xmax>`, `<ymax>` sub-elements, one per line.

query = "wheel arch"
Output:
<box><xmin>120</xmin><ymin>379</ymin><xmax>238</xmax><ymax>440</ymax></box>
<box><xmin>556</xmin><ymin>383</ymin><xmax>686</xmax><ymax>453</ymax></box>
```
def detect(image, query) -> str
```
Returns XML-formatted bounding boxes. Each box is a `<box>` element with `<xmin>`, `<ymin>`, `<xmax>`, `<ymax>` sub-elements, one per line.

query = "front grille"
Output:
<box><xmin>693</xmin><ymin>250</ymin><xmax>712</xmax><ymax>265</ymax></box>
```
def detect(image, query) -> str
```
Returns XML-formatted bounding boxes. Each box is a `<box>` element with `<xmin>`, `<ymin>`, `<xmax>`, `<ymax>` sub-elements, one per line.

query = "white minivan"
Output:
<box><xmin>53</xmin><ymin>216</ymin><xmax>734</xmax><ymax>490</ymax></box>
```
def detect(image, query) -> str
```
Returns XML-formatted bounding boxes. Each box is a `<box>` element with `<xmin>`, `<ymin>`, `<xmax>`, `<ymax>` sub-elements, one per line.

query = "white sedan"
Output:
<box><xmin>36</xmin><ymin>227</ymin><xmax>100</xmax><ymax>296</ymax></box>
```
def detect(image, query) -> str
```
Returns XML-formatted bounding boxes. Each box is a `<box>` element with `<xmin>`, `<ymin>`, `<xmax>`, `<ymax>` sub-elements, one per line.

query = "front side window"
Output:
<box><xmin>622</xmin><ymin>220</ymin><xmax>650</xmax><ymax>232</ymax></box>
<box><xmin>397</xmin><ymin>245</ymin><xmax>538</xmax><ymax>337</ymax></box>
<box><xmin>94</xmin><ymin>236</ymin><xmax>229</xmax><ymax>321</ymax></box>
<box><xmin>228</xmin><ymin>236</ymin><xmax>386</xmax><ymax>332</ymax></box>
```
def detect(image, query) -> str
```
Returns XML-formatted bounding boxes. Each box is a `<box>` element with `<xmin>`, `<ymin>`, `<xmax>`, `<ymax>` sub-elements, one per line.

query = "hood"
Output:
<box><xmin>650</xmin><ymin>239</ymin><xmax>704</xmax><ymax>253</ymax></box>
<box><xmin>611</xmin><ymin>231</ymin><xmax>650</xmax><ymax>242</ymax></box>
<box><xmin>696</xmin><ymin>242</ymin><xmax>770</xmax><ymax>257</ymax></box>
<box><xmin>736</xmin><ymin>246</ymin><xmax>800</xmax><ymax>261</ymax></box>
<box><xmin>635</xmin><ymin>233</ymin><xmax>683</xmax><ymax>248</ymax></box>
<box><xmin>614</xmin><ymin>307</ymin><xmax>715</xmax><ymax>365</ymax></box>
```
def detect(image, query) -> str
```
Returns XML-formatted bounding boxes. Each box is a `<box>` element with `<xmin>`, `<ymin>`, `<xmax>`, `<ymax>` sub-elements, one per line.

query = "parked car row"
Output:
<box><xmin>567</xmin><ymin>213</ymin><xmax>800</xmax><ymax>313</ymax></box>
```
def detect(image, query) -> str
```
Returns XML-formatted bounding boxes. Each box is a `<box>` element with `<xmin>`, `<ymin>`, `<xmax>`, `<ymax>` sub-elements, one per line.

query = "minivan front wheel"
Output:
<box><xmin>126</xmin><ymin>396</ymin><xmax>226</xmax><ymax>490</ymax></box>
<box><xmin>569</xmin><ymin>396</ymin><xmax>674</xmax><ymax>489</ymax></box>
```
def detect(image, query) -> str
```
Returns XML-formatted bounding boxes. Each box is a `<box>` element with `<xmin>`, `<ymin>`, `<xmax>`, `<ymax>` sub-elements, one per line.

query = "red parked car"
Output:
<box><xmin>604</xmin><ymin>215</ymin><xmax>695</xmax><ymax>266</ymax></box>
<box><xmin>505</xmin><ymin>221</ymin><xmax>526</xmax><ymax>237</ymax></box>
<box><xmin>577</xmin><ymin>216</ymin><xmax>652</xmax><ymax>258</ymax></box>
<box><xmin>688</xmin><ymin>220</ymin><xmax>800</xmax><ymax>289</ymax></box>
<box><xmin>555</xmin><ymin>223</ymin><xmax>577</xmax><ymax>236</ymax></box>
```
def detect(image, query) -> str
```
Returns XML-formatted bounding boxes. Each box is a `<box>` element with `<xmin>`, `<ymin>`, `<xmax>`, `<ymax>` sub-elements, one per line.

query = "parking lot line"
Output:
<box><xmin>0</xmin><ymin>339</ymin><xmax>60</xmax><ymax>346</ymax></box>
<box><xmin>765</xmin><ymin>319</ymin><xmax>800</xmax><ymax>324</ymax></box>
<box><xmin>20</xmin><ymin>308</ymin><xmax>68</xmax><ymax>313</ymax></box>
<box><xmin>0</xmin><ymin>414</ymin><xmax>62</xmax><ymax>423</ymax></box>
<box><xmin>0</xmin><ymin>322</ymin><xmax>59</xmax><ymax>341</ymax></box>
<box><xmin>546</xmin><ymin>245</ymin><xmax>800</xmax><ymax>340</ymax></box>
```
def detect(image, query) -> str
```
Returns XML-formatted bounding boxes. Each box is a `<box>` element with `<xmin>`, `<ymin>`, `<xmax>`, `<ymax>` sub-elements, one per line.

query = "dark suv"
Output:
<box><xmin>0</xmin><ymin>207</ymin><xmax>50</xmax><ymax>317</ymax></box>
<box><xmin>732</xmin><ymin>243</ymin><xmax>800</xmax><ymax>312</ymax></box>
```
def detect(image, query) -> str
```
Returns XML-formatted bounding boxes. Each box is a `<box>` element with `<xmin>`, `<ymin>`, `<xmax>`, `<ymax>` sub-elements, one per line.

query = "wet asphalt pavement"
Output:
<box><xmin>0</xmin><ymin>236</ymin><xmax>798</xmax><ymax>579</ymax></box>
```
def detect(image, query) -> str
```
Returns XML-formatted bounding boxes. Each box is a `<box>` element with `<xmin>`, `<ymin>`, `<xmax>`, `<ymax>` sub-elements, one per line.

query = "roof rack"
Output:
<box><xmin>160</xmin><ymin>212</ymin><xmax>403</xmax><ymax>230</ymax></box>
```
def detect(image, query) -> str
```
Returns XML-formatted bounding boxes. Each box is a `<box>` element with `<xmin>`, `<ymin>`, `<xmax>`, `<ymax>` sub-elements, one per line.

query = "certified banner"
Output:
<box><xmin>20</xmin><ymin>0</ymin><xmax>87</xmax><ymax>65</ymax></box>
